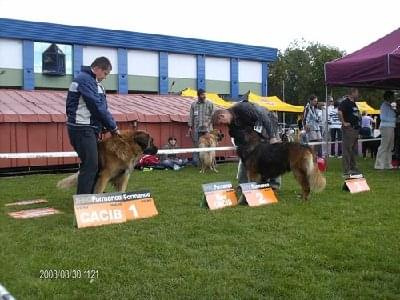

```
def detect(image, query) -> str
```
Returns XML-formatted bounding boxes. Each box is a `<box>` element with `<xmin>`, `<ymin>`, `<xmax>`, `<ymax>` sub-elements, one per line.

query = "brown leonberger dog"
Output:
<box><xmin>235</xmin><ymin>129</ymin><xmax>326</xmax><ymax>200</ymax></box>
<box><xmin>198</xmin><ymin>129</ymin><xmax>224</xmax><ymax>173</ymax></box>
<box><xmin>57</xmin><ymin>130</ymin><xmax>157</xmax><ymax>193</ymax></box>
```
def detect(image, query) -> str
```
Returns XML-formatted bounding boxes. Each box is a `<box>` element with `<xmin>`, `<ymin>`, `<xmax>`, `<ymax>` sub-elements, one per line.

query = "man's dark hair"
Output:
<box><xmin>91</xmin><ymin>57</ymin><xmax>112</xmax><ymax>70</ymax></box>
<box><xmin>197</xmin><ymin>88</ymin><xmax>206</xmax><ymax>96</ymax></box>
<box><xmin>383</xmin><ymin>90</ymin><xmax>394</xmax><ymax>101</ymax></box>
<box><xmin>309</xmin><ymin>94</ymin><xmax>317</xmax><ymax>102</ymax></box>
<box><xmin>334</xmin><ymin>100</ymin><xmax>340</xmax><ymax>108</ymax></box>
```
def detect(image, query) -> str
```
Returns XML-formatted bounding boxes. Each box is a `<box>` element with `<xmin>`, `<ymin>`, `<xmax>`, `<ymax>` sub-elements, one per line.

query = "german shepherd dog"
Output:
<box><xmin>57</xmin><ymin>130</ymin><xmax>157</xmax><ymax>193</ymax></box>
<box><xmin>235</xmin><ymin>129</ymin><xmax>326</xmax><ymax>200</ymax></box>
<box><xmin>198</xmin><ymin>129</ymin><xmax>224</xmax><ymax>173</ymax></box>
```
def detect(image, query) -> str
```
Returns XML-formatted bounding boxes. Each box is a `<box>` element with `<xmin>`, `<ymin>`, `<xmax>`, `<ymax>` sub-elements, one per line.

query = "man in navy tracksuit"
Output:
<box><xmin>66</xmin><ymin>57</ymin><xmax>120</xmax><ymax>194</ymax></box>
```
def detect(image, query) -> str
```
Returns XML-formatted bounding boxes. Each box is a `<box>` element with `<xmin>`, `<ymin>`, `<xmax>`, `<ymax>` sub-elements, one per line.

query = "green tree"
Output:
<box><xmin>268</xmin><ymin>40</ymin><xmax>344</xmax><ymax>106</ymax></box>
<box><xmin>268</xmin><ymin>40</ymin><xmax>384</xmax><ymax>110</ymax></box>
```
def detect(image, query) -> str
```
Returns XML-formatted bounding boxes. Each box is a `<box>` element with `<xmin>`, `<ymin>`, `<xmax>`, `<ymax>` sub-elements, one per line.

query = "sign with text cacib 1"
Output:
<box><xmin>201</xmin><ymin>181</ymin><xmax>238</xmax><ymax>210</ymax></box>
<box><xmin>73</xmin><ymin>191</ymin><xmax>158</xmax><ymax>228</ymax></box>
<box><xmin>239</xmin><ymin>182</ymin><xmax>278</xmax><ymax>206</ymax></box>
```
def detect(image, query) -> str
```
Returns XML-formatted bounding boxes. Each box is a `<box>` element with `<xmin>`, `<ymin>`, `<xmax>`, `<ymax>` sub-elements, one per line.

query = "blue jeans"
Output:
<box><xmin>161</xmin><ymin>158</ymin><xmax>188</xmax><ymax>169</ymax></box>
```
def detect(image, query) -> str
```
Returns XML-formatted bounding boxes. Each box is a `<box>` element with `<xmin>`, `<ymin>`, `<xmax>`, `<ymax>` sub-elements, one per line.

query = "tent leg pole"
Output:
<box><xmin>325</xmin><ymin>85</ymin><xmax>329</xmax><ymax>163</ymax></box>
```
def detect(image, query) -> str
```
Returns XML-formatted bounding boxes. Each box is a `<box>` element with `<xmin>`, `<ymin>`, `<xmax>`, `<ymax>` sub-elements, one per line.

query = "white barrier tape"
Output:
<box><xmin>0</xmin><ymin>151</ymin><xmax>78</xmax><ymax>159</ymax></box>
<box><xmin>157</xmin><ymin>146</ymin><xmax>235</xmax><ymax>155</ymax></box>
<box><xmin>0</xmin><ymin>138</ymin><xmax>381</xmax><ymax>159</ymax></box>
<box><xmin>308</xmin><ymin>138</ymin><xmax>381</xmax><ymax>146</ymax></box>
<box><xmin>0</xmin><ymin>147</ymin><xmax>236</xmax><ymax>159</ymax></box>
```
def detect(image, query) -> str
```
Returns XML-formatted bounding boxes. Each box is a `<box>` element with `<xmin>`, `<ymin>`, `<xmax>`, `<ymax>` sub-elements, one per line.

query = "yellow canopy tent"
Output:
<box><xmin>356</xmin><ymin>101</ymin><xmax>380</xmax><ymax>115</ymax></box>
<box><xmin>181</xmin><ymin>88</ymin><xmax>233</xmax><ymax>108</ymax></box>
<box><xmin>181</xmin><ymin>88</ymin><xmax>303</xmax><ymax>112</ymax></box>
<box><xmin>247</xmin><ymin>92</ymin><xmax>304</xmax><ymax>113</ymax></box>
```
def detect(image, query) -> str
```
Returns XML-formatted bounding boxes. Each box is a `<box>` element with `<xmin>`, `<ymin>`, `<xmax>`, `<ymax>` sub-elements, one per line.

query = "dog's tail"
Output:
<box><xmin>56</xmin><ymin>172</ymin><xmax>78</xmax><ymax>190</ymax></box>
<box><xmin>305</xmin><ymin>153</ymin><xmax>326</xmax><ymax>192</ymax></box>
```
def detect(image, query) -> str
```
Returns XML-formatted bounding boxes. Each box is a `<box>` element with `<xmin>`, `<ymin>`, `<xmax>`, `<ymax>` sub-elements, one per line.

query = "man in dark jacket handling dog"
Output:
<box><xmin>66</xmin><ymin>57</ymin><xmax>120</xmax><ymax>194</ymax></box>
<box><xmin>212</xmin><ymin>101</ymin><xmax>281</xmax><ymax>189</ymax></box>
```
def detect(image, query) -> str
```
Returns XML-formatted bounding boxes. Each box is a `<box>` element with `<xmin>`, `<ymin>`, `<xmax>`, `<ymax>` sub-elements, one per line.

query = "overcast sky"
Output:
<box><xmin>1</xmin><ymin>0</ymin><xmax>399</xmax><ymax>54</ymax></box>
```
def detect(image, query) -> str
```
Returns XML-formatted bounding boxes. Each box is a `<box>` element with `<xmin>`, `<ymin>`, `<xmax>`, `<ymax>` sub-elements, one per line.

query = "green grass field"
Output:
<box><xmin>1</xmin><ymin>158</ymin><xmax>399</xmax><ymax>299</ymax></box>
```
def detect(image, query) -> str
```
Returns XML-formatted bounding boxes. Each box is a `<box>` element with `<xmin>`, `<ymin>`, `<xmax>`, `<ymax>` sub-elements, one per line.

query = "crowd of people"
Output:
<box><xmin>138</xmin><ymin>87</ymin><xmax>400</xmax><ymax>176</ymax></box>
<box><xmin>300</xmin><ymin>88</ymin><xmax>400</xmax><ymax>175</ymax></box>
<box><xmin>64</xmin><ymin>57</ymin><xmax>399</xmax><ymax>195</ymax></box>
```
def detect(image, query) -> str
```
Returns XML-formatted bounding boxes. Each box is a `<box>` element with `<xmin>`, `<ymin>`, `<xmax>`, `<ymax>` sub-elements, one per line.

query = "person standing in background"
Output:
<box><xmin>338</xmin><ymin>88</ymin><xmax>361</xmax><ymax>176</ymax></box>
<box><xmin>393</xmin><ymin>99</ymin><xmax>400</xmax><ymax>168</ymax></box>
<box><xmin>304</xmin><ymin>95</ymin><xmax>322</xmax><ymax>157</ymax></box>
<box><xmin>328</xmin><ymin>99</ymin><xmax>342</xmax><ymax>157</ymax></box>
<box><xmin>318</xmin><ymin>101</ymin><xmax>328</xmax><ymax>157</ymax></box>
<box><xmin>360</xmin><ymin>111</ymin><xmax>375</xmax><ymax>138</ymax></box>
<box><xmin>187</xmin><ymin>89</ymin><xmax>214</xmax><ymax>166</ymax></box>
<box><xmin>375</xmin><ymin>91</ymin><xmax>396</xmax><ymax>170</ymax></box>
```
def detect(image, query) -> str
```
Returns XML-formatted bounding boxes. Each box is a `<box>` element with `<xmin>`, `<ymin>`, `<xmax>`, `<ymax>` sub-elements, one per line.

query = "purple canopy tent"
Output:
<box><xmin>322</xmin><ymin>29</ymin><xmax>400</xmax><ymax>163</ymax></box>
<box><xmin>325</xmin><ymin>28</ymin><xmax>400</xmax><ymax>89</ymax></box>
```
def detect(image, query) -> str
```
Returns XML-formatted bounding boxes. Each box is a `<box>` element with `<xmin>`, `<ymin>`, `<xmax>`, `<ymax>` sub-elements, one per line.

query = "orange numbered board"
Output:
<box><xmin>122</xmin><ymin>198</ymin><xmax>159</xmax><ymax>220</ymax></box>
<box><xmin>73</xmin><ymin>191</ymin><xmax>158</xmax><ymax>228</ymax></box>
<box><xmin>240</xmin><ymin>183</ymin><xmax>278</xmax><ymax>206</ymax></box>
<box><xmin>202</xmin><ymin>182</ymin><xmax>238</xmax><ymax>210</ymax></box>
<box><xmin>345</xmin><ymin>178</ymin><xmax>370</xmax><ymax>193</ymax></box>
<box><xmin>204</xmin><ymin>189</ymin><xmax>238</xmax><ymax>210</ymax></box>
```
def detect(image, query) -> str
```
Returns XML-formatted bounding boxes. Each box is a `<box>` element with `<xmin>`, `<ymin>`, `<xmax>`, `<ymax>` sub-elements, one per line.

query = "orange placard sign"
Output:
<box><xmin>73</xmin><ymin>191</ymin><xmax>158</xmax><ymax>228</ymax></box>
<box><xmin>345</xmin><ymin>178</ymin><xmax>370</xmax><ymax>193</ymax></box>
<box><xmin>240</xmin><ymin>183</ymin><xmax>278</xmax><ymax>206</ymax></box>
<box><xmin>122</xmin><ymin>198</ymin><xmax>159</xmax><ymax>220</ymax></box>
<box><xmin>202</xmin><ymin>182</ymin><xmax>238</xmax><ymax>210</ymax></box>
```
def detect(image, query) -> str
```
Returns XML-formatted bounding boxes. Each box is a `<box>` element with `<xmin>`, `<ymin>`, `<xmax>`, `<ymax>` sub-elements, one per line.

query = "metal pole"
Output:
<box><xmin>323</xmin><ymin>63</ymin><xmax>330</xmax><ymax>165</ymax></box>
<box><xmin>282</xmin><ymin>80</ymin><xmax>286</xmax><ymax>126</ymax></box>
<box><xmin>325</xmin><ymin>85</ymin><xmax>329</xmax><ymax>160</ymax></box>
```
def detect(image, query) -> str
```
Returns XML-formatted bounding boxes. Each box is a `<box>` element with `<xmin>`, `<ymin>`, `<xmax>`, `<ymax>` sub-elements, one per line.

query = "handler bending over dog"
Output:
<box><xmin>212</xmin><ymin>101</ymin><xmax>281</xmax><ymax>189</ymax></box>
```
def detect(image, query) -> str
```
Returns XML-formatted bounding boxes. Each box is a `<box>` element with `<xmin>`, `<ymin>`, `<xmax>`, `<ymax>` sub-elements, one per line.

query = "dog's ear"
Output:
<box><xmin>133</xmin><ymin>131</ymin><xmax>150</xmax><ymax>151</ymax></box>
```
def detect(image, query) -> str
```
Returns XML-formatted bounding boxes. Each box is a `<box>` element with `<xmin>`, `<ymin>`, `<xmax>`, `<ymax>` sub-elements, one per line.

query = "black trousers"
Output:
<box><xmin>67</xmin><ymin>126</ymin><xmax>98</xmax><ymax>194</ymax></box>
<box><xmin>394</xmin><ymin>126</ymin><xmax>400</xmax><ymax>160</ymax></box>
